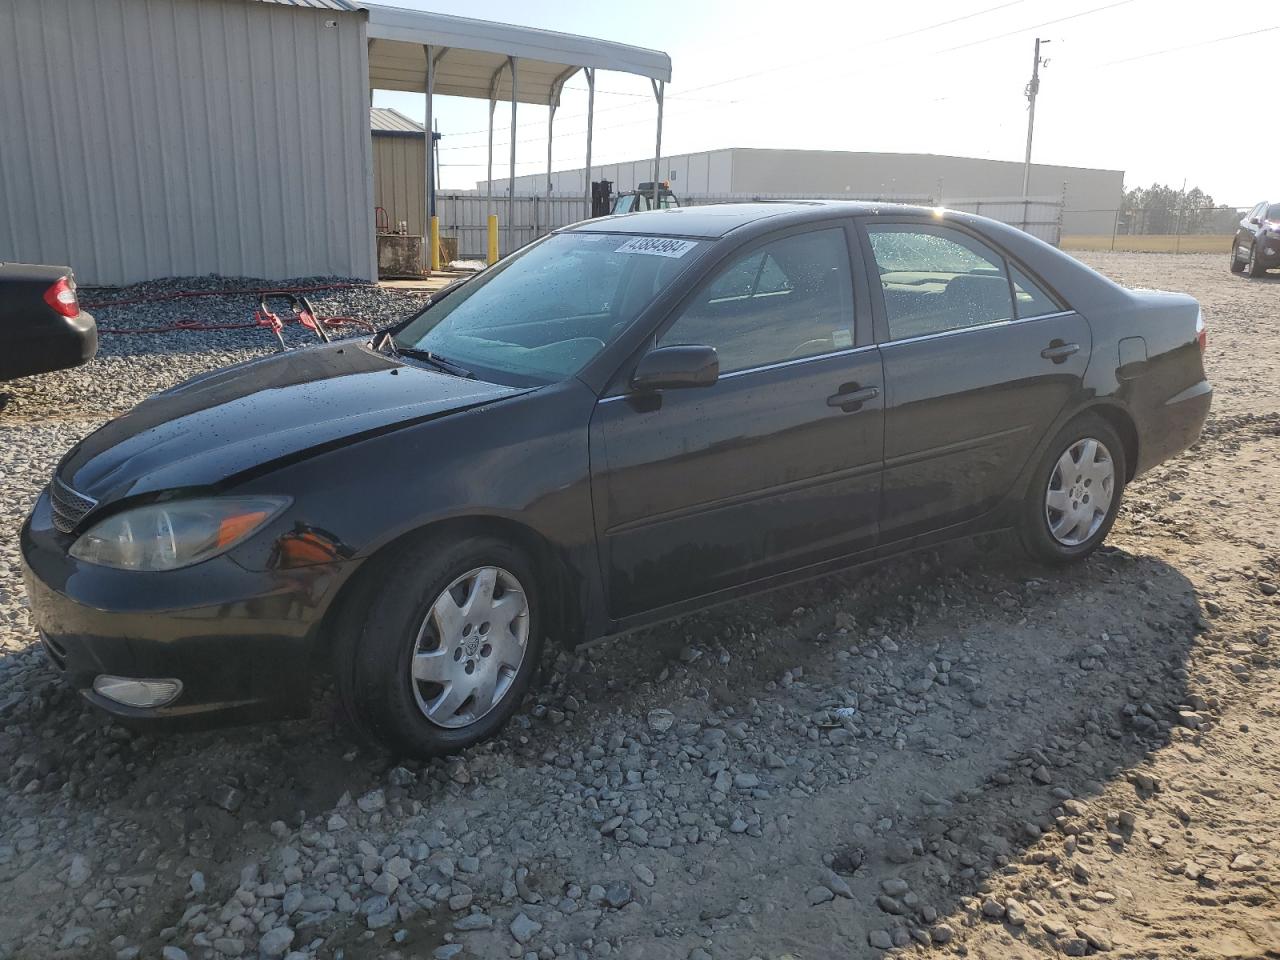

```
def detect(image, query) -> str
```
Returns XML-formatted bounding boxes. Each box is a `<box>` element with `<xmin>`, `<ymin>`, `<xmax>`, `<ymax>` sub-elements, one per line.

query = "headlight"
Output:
<box><xmin>69</xmin><ymin>497</ymin><xmax>289</xmax><ymax>571</ymax></box>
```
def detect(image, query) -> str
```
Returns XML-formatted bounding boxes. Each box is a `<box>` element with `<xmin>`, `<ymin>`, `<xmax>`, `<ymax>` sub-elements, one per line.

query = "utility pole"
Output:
<box><xmin>1021</xmin><ymin>37</ymin><xmax>1049</xmax><ymax>197</ymax></box>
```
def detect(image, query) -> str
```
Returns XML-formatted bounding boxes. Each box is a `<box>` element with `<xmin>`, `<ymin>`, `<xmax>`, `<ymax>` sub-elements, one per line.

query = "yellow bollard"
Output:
<box><xmin>429</xmin><ymin>215</ymin><xmax>441</xmax><ymax>273</ymax></box>
<box><xmin>487</xmin><ymin>214</ymin><xmax>499</xmax><ymax>265</ymax></box>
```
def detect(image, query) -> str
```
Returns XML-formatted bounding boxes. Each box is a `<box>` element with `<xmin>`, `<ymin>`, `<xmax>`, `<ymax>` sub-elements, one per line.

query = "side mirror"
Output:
<box><xmin>1250</xmin><ymin>216</ymin><xmax>1262</xmax><ymax>225</ymax></box>
<box><xmin>631</xmin><ymin>344</ymin><xmax>719</xmax><ymax>391</ymax></box>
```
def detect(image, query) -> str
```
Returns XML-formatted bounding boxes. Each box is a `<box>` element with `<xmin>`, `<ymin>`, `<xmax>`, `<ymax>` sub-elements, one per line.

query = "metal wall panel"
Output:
<box><xmin>0</xmin><ymin>0</ymin><xmax>374</xmax><ymax>286</ymax></box>
<box><xmin>373</xmin><ymin>133</ymin><xmax>426</xmax><ymax>238</ymax></box>
<box><xmin>943</xmin><ymin>197</ymin><xmax>1064</xmax><ymax>246</ymax></box>
<box><xmin>436</xmin><ymin>193</ymin><xmax>589</xmax><ymax>258</ymax></box>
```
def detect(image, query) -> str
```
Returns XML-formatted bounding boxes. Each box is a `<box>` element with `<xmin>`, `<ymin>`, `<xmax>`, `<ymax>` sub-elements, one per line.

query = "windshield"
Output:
<box><xmin>393</xmin><ymin>233</ymin><xmax>702</xmax><ymax>385</ymax></box>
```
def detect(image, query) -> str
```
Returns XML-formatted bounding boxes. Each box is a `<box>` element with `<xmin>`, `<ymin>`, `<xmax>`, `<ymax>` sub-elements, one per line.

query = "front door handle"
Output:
<box><xmin>827</xmin><ymin>384</ymin><xmax>879</xmax><ymax>411</ymax></box>
<box><xmin>1041</xmin><ymin>341</ymin><xmax>1081</xmax><ymax>363</ymax></box>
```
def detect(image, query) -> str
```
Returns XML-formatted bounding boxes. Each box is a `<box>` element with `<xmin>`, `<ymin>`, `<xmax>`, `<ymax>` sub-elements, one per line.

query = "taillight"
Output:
<box><xmin>43</xmin><ymin>276</ymin><xmax>79</xmax><ymax>318</ymax></box>
<box><xmin>1195</xmin><ymin>309</ymin><xmax>1206</xmax><ymax>353</ymax></box>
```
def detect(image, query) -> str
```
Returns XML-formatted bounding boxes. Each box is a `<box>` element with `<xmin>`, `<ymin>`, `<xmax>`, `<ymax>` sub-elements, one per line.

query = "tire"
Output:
<box><xmin>1018</xmin><ymin>414</ymin><xmax>1126</xmax><ymax>565</ymax></box>
<box><xmin>335</xmin><ymin>533</ymin><xmax>543</xmax><ymax>758</ymax></box>
<box><xmin>1247</xmin><ymin>243</ymin><xmax>1266</xmax><ymax>278</ymax></box>
<box><xmin>1229</xmin><ymin>240</ymin><xmax>1245</xmax><ymax>273</ymax></box>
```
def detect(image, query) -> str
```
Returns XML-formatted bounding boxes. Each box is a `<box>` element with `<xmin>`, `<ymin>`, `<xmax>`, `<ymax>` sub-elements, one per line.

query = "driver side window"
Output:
<box><xmin>659</xmin><ymin>228</ymin><xmax>855</xmax><ymax>373</ymax></box>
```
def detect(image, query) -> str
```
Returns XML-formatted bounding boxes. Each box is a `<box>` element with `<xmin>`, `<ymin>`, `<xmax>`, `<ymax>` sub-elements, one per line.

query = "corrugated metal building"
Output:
<box><xmin>371</xmin><ymin>108</ymin><xmax>426</xmax><ymax>239</ymax></box>
<box><xmin>0</xmin><ymin>0</ymin><xmax>375</xmax><ymax>286</ymax></box>
<box><xmin>0</xmin><ymin>0</ymin><xmax>671</xmax><ymax>285</ymax></box>
<box><xmin>479</xmin><ymin>147</ymin><xmax>1127</xmax><ymax>235</ymax></box>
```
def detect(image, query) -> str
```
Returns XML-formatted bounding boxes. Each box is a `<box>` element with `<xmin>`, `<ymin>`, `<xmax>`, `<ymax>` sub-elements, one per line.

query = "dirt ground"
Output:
<box><xmin>0</xmin><ymin>253</ymin><xmax>1277</xmax><ymax>960</ymax></box>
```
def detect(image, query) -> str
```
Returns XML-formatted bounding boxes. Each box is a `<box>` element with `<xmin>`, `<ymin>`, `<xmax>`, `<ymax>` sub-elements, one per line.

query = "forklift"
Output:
<box><xmin>592</xmin><ymin>180</ymin><xmax>681</xmax><ymax>216</ymax></box>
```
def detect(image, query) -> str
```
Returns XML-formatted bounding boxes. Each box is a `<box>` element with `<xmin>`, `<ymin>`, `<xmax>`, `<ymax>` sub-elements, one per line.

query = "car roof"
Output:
<box><xmin>566</xmin><ymin>200</ymin><xmax>938</xmax><ymax>239</ymax></box>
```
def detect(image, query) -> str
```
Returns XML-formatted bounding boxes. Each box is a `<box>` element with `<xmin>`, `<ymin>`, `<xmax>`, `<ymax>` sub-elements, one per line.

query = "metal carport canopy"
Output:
<box><xmin>362</xmin><ymin>4</ymin><xmax>671</xmax><ymax>104</ymax></box>
<box><xmin>359</xmin><ymin>3</ymin><xmax>672</xmax><ymax>259</ymax></box>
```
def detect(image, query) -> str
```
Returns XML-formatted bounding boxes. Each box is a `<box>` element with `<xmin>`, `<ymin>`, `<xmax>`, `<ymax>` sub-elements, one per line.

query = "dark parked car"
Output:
<box><xmin>21</xmin><ymin>203</ymin><xmax>1212</xmax><ymax>757</ymax></box>
<box><xmin>1230</xmin><ymin>201</ymin><xmax>1280</xmax><ymax>277</ymax></box>
<box><xmin>0</xmin><ymin>263</ymin><xmax>97</xmax><ymax>380</ymax></box>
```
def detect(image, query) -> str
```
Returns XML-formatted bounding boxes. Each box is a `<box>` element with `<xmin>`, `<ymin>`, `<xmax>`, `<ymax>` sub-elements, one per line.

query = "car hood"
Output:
<box><xmin>57</xmin><ymin>343</ymin><xmax>524</xmax><ymax>505</ymax></box>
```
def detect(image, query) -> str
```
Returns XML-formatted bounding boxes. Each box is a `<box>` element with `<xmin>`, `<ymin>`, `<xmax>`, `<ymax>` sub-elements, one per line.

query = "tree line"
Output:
<box><xmin>1119</xmin><ymin>183</ymin><xmax>1239</xmax><ymax>235</ymax></box>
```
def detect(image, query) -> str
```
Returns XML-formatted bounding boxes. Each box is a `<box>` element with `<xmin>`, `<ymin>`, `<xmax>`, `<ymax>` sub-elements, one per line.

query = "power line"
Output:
<box><xmin>431</xmin><ymin>0</ymin><xmax>1029</xmax><ymax>143</ymax></box>
<box><xmin>442</xmin><ymin>0</ymin><xmax>1136</xmax><ymax>160</ymax></box>
<box><xmin>936</xmin><ymin>0</ymin><xmax>1134</xmax><ymax>53</ymax></box>
<box><xmin>436</xmin><ymin>0</ymin><xmax>1147</xmax><ymax>184</ymax></box>
<box><xmin>668</xmin><ymin>0</ymin><xmax>1028</xmax><ymax>95</ymax></box>
<box><xmin>1104</xmin><ymin>23</ymin><xmax>1279</xmax><ymax>65</ymax></box>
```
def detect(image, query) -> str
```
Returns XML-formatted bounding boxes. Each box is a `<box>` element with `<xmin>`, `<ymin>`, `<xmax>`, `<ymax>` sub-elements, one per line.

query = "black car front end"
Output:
<box><xmin>1255</xmin><ymin>225</ymin><xmax>1280</xmax><ymax>269</ymax></box>
<box><xmin>20</xmin><ymin>481</ymin><xmax>350</xmax><ymax>724</ymax></box>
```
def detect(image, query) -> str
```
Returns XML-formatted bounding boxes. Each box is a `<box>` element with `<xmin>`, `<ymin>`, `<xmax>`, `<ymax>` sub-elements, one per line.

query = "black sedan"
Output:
<box><xmin>21</xmin><ymin>203</ymin><xmax>1212</xmax><ymax>757</ymax></box>
<box><xmin>1</xmin><ymin>263</ymin><xmax>97</xmax><ymax>381</ymax></box>
<box><xmin>1230</xmin><ymin>200</ymin><xmax>1280</xmax><ymax>277</ymax></box>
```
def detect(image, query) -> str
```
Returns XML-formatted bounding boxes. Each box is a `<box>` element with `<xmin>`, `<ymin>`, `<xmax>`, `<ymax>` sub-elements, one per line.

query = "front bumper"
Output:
<box><xmin>1256</xmin><ymin>237</ymin><xmax>1280</xmax><ymax>268</ymax></box>
<box><xmin>20</xmin><ymin>490</ymin><xmax>349</xmax><ymax>726</ymax></box>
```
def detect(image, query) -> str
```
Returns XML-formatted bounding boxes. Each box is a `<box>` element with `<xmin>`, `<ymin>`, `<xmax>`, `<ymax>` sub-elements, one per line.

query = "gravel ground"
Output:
<box><xmin>1</xmin><ymin>256</ymin><xmax>1278</xmax><ymax>960</ymax></box>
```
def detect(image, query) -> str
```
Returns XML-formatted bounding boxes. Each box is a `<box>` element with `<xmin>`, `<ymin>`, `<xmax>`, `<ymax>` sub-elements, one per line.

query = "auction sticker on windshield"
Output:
<box><xmin>615</xmin><ymin>237</ymin><xmax>698</xmax><ymax>258</ymax></box>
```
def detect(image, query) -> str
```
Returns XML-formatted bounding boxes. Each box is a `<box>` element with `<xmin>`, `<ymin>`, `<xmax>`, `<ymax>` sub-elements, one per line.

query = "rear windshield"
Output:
<box><xmin>394</xmin><ymin>232</ymin><xmax>702</xmax><ymax>386</ymax></box>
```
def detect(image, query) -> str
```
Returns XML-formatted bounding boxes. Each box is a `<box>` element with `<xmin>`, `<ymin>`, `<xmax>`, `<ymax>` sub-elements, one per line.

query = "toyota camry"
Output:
<box><xmin>21</xmin><ymin>202</ymin><xmax>1212</xmax><ymax>757</ymax></box>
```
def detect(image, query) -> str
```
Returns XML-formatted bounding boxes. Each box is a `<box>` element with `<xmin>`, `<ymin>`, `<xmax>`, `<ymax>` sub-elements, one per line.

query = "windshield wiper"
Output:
<box><xmin>395</xmin><ymin>346</ymin><xmax>476</xmax><ymax>379</ymax></box>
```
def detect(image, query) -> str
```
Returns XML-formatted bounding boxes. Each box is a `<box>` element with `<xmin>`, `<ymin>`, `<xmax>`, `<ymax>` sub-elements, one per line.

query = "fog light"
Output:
<box><xmin>1266</xmin><ymin>247</ymin><xmax>1276</xmax><ymax>257</ymax></box>
<box><xmin>92</xmin><ymin>675</ymin><xmax>183</xmax><ymax>708</ymax></box>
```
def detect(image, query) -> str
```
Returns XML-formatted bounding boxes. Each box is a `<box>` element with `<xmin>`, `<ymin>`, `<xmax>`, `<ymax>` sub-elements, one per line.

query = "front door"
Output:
<box><xmin>864</xmin><ymin>220</ymin><xmax>1091</xmax><ymax>542</ymax></box>
<box><xmin>591</xmin><ymin>224</ymin><xmax>884</xmax><ymax>620</ymax></box>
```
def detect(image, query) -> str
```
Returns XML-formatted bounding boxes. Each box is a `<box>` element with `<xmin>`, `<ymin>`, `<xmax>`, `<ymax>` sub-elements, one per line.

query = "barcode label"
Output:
<box><xmin>615</xmin><ymin>237</ymin><xmax>698</xmax><ymax>258</ymax></box>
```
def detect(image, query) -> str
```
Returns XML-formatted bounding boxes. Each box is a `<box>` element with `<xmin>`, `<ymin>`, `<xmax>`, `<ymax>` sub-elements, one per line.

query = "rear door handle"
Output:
<box><xmin>827</xmin><ymin>384</ymin><xmax>879</xmax><ymax>411</ymax></box>
<box><xmin>1041</xmin><ymin>341</ymin><xmax>1081</xmax><ymax>363</ymax></box>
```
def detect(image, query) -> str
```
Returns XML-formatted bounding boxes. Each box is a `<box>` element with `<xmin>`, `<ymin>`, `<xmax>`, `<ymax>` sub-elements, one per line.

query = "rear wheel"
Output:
<box><xmin>335</xmin><ymin>534</ymin><xmax>543</xmax><ymax>758</ymax></box>
<box><xmin>1018</xmin><ymin>414</ymin><xmax>1126</xmax><ymax>565</ymax></box>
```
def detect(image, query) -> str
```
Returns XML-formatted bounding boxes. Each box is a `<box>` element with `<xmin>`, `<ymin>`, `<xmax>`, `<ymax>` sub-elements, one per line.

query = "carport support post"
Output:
<box><xmin>487</xmin><ymin>99</ymin><xmax>496</xmax><ymax>219</ymax></box>
<box><xmin>423</xmin><ymin>44</ymin><xmax>436</xmax><ymax>272</ymax></box>
<box><xmin>487</xmin><ymin>63</ymin><xmax>504</xmax><ymax>243</ymax></box>
<box><xmin>651</xmin><ymin>79</ymin><xmax>664</xmax><ymax>206</ymax></box>
<box><xmin>583</xmin><ymin>68</ymin><xmax>595</xmax><ymax>219</ymax></box>
<box><xmin>508</xmin><ymin>56</ymin><xmax>518</xmax><ymax>256</ymax></box>
<box><xmin>546</xmin><ymin>101</ymin><xmax>556</xmax><ymax>225</ymax></box>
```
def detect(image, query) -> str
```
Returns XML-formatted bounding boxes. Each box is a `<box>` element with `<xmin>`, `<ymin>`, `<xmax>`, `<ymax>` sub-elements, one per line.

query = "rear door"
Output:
<box><xmin>590</xmin><ymin>222</ymin><xmax>883</xmax><ymax>619</ymax></box>
<box><xmin>862</xmin><ymin>219</ymin><xmax>1090</xmax><ymax>542</ymax></box>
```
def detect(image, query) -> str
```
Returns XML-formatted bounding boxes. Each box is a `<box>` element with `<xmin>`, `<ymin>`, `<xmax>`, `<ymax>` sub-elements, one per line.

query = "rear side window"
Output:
<box><xmin>867</xmin><ymin>225</ymin><xmax>1013</xmax><ymax>339</ymax></box>
<box><xmin>659</xmin><ymin>227</ymin><xmax>855</xmax><ymax>373</ymax></box>
<box><xmin>1010</xmin><ymin>266</ymin><xmax>1064</xmax><ymax>319</ymax></box>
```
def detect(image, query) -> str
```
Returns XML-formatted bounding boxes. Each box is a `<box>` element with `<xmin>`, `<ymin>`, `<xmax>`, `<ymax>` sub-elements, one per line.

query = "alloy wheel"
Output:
<box><xmin>1045</xmin><ymin>437</ymin><xmax>1115</xmax><ymax>547</ymax></box>
<box><xmin>409</xmin><ymin>566</ymin><xmax>530</xmax><ymax>728</ymax></box>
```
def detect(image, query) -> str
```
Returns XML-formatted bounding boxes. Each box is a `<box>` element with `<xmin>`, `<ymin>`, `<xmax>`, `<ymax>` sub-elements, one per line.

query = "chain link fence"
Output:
<box><xmin>1061</xmin><ymin>205</ymin><xmax>1247</xmax><ymax>253</ymax></box>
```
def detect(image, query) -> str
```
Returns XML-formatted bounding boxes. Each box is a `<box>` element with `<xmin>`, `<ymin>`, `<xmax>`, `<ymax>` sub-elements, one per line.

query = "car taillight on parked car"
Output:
<box><xmin>1196</xmin><ymin>309</ymin><xmax>1206</xmax><ymax>353</ymax></box>
<box><xmin>43</xmin><ymin>276</ymin><xmax>79</xmax><ymax>318</ymax></box>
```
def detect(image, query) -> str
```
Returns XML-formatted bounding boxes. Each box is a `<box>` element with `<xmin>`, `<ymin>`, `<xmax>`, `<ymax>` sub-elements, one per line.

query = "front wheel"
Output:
<box><xmin>335</xmin><ymin>534</ymin><xmax>543</xmax><ymax>758</ymax></box>
<box><xmin>1247</xmin><ymin>243</ymin><xmax>1266</xmax><ymax>278</ymax></box>
<box><xmin>1229</xmin><ymin>240</ymin><xmax>1245</xmax><ymax>273</ymax></box>
<box><xmin>1018</xmin><ymin>415</ymin><xmax>1126</xmax><ymax>565</ymax></box>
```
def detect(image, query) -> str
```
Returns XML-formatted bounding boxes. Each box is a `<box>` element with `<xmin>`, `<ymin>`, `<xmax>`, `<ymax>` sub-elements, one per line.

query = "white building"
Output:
<box><xmin>478</xmin><ymin>147</ymin><xmax>1126</xmax><ymax>235</ymax></box>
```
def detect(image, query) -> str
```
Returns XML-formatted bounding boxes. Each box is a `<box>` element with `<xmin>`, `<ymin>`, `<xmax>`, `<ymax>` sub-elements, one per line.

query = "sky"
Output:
<box><xmin>371</xmin><ymin>0</ymin><xmax>1276</xmax><ymax>207</ymax></box>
